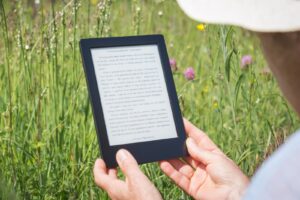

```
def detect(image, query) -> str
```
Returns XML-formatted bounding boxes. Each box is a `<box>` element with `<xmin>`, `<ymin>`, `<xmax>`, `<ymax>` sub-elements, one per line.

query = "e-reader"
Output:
<box><xmin>80</xmin><ymin>35</ymin><xmax>187</xmax><ymax>168</ymax></box>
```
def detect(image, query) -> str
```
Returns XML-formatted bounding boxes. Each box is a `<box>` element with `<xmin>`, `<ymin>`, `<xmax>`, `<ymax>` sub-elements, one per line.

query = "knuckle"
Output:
<box><xmin>122</xmin><ymin>160</ymin><xmax>137</xmax><ymax>172</ymax></box>
<box><xmin>94</xmin><ymin>176</ymin><xmax>106</xmax><ymax>189</ymax></box>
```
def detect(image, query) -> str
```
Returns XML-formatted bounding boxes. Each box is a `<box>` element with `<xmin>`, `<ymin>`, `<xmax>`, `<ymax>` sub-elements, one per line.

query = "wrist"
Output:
<box><xmin>227</xmin><ymin>189</ymin><xmax>244</xmax><ymax>200</ymax></box>
<box><xmin>227</xmin><ymin>177</ymin><xmax>249</xmax><ymax>200</ymax></box>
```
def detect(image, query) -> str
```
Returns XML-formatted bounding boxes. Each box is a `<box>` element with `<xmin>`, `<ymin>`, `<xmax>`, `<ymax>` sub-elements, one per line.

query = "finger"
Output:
<box><xmin>159</xmin><ymin>161</ymin><xmax>190</xmax><ymax>192</ymax></box>
<box><xmin>116</xmin><ymin>149</ymin><xmax>145</xmax><ymax>182</ymax></box>
<box><xmin>184</xmin><ymin>156</ymin><xmax>200</xmax><ymax>169</ymax></box>
<box><xmin>94</xmin><ymin>159</ymin><xmax>127</xmax><ymax>198</ymax></box>
<box><xmin>93</xmin><ymin>159</ymin><xmax>114</xmax><ymax>189</ymax></box>
<box><xmin>189</xmin><ymin>167</ymin><xmax>207</xmax><ymax>195</ymax></box>
<box><xmin>183</xmin><ymin>118</ymin><xmax>220</xmax><ymax>152</ymax></box>
<box><xmin>108</xmin><ymin>168</ymin><xmax>118</xmax><ymax>179</ymax></box>
<box><xmin>167</xmin><ymin>159</ymin><xmax>194</xmax><ymax>179</ymax></box>
<box><xmin>184</xmin><ymin>118</ymin><xmax>225</xmax><ymax>156</ymax></box>
<box><xmin>186</xmin><ymin>137</ymin><xmax>218</xmax><ymax>165</ymax></box>
<box><xmin>183</xmin><ymin>118</ymin><xmax>207</xmax><ymax>141</ymax></box>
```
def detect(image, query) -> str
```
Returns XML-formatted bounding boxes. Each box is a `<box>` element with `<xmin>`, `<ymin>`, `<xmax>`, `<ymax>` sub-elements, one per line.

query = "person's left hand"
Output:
<box><xmin>93</xmin><ymin>149</ymin><xmax>162</xmax><ymax>200</ymax></box>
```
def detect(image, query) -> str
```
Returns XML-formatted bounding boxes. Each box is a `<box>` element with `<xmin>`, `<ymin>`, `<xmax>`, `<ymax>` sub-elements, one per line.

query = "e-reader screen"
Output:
<box><xmin>90</xmin><ymin>45</ymin><xmax>178</xmax><ymax>146</ymax></box>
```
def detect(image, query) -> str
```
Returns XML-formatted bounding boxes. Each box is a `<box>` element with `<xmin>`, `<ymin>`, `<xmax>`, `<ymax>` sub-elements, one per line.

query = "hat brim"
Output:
<box><xmin>177</xmin><ymin>0</ymin><xmax>300</xmax><ymax>32</ymax></box>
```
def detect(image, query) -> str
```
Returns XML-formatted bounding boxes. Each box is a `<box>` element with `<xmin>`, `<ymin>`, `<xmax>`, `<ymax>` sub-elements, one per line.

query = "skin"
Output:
<box><xmin>257</xmin><ymin>31</ymin><xmax>300</xmax><ymax>116</ymax></box>
<box><xmin>94</xmin><ymin>31</ymin><xmax>300</xmax><ymax>200</ymax></box>
<box><xmin>94</xmin><ymin>119</ymin><xmax>249</xmax><ymax>200</ymax></box>
<box><xmin>159</xmin><ymin>119</ymin><xmax>249</xmax><ymax>200</ymax></box>
<box><xmin>93</xmin><ymin>150</ymin><xmax>162</xmax><ymax>200</ymax></box>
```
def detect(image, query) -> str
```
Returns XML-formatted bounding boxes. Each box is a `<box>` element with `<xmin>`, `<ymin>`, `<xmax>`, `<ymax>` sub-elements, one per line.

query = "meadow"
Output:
<box><xmin>0</xmin><ymin>0</ymin><xmax>299</xmax><ymax>199</ymax></box>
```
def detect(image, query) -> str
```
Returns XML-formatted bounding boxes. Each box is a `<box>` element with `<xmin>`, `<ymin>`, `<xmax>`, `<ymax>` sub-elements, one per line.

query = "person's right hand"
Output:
<box><xmin>159</xmin><ymin>119</ymin><xmax>249</xmax><ymax>200</ymax></box>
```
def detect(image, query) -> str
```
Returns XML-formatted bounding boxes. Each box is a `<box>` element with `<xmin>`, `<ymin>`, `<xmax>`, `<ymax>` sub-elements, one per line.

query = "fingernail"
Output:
<box><xmin>186</xmin><ymin>137</ymin><xmax>195</xmax><ymax>146</ymax></box>
<box><xmin>117</xmin><ymin>149</ymin><xmax>127</xmax><ymax>162</ymax></box>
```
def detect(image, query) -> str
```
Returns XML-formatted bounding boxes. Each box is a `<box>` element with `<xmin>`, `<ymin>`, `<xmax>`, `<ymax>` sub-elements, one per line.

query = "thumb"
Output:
<box><xmin>116</xmin><ymin>149</ymin><xmax>146</xmax><ymax>182</ymax></box>
<box><xmin>186</xmin><ymin>137</ymin><xmax>218</xmax><ymax>165</ymax></box>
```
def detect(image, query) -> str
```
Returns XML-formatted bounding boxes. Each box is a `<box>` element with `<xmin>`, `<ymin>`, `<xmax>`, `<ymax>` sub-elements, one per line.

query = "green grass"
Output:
<box><xmin>0</xmin><ymin>0</ymin><xmax>299</xmax><ymax>199</ymax></box>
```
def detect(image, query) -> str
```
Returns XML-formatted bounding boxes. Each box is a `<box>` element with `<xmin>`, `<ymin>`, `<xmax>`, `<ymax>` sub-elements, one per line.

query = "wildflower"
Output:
<box><xmin>260</xmin><ymin>66</ymin><xmax>272</xmax><ymax>76</ymax></box>
<box><xmin>203</xmin><ymin>85</ymin><xmax>209</xmax><ymax>93</ymax></box>
<box><xmin>90</xmin><ymin>0</ymin><xmax>98</xmax><ymax>5</ymax></box>
<box><xmin>212</xmin><ymin>97</ymin><xmax>218</xmax><ymax>109</ymax></box>
<box><xmin>33</xmin><ymin>142</ymin><xmax>46</xmax><ymax>149</ymax></box>
<box><xmin>213</xmin><ymin>101</ymin><xmax>218</xmax><ymax>109</ymax></box>
<box><xmin>169</xmin><ymin>58</ymin><xmax>177</xmax><ymax>72</ymax></box>
<box><xmin>241</xmin><ymin>55</ymin><xmax>252</xmax><ymax>69</ymax></box>
<box><xmin>196</xmin><ymin>23</ymin><xmax>205</xmax><ymax>31</ymax></box>
<box><xmin>255</xmin><ymin>98</ymin><xmax>260</xmax><ymax>104</ymax></box>
<box><xmin>158</xmin><ymin>11</ymin><xmax>163</xmax><ymax>16</ymax></box>
<box><xmin>25</xmin><ymin>44</ymin><xmax>30</xmax><ymax>50</ymax></box>
<box><xmin>184</xmin><ymin>67</ymin><xmax>195</xmax><ymax>80</ymax></box>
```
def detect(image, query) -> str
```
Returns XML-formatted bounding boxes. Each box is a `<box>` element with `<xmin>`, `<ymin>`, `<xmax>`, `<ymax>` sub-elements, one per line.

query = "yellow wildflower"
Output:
<box><xmin>212</xmin><ymin>98</ymin><xmax>218</xmax><ymax>109</ymax></box>
<box><xmin>203</xmin><ymin>85</ymin><xmax>209</xmax><ymax>93</ymax></box>
<box><xmin>90</xmin><ymin>0</ymin><xmax>98</xmax><ymax>5</ymax></box>
<box><xmin>196</xmin><ymin>23</ymin><xmax>206</xmax><ymax>31</ymax></box>
<box><xmin>213</xmin><ymin>101</ymin><xmax>218</xmax><ymax>109</ymax></box>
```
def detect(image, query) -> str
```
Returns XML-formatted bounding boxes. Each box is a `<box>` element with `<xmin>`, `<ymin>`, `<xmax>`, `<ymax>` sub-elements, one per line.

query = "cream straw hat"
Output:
<box><xmin>177</xmin><ymin>0</ymin><xmax>300</xmax><ymax>32</ymax></box>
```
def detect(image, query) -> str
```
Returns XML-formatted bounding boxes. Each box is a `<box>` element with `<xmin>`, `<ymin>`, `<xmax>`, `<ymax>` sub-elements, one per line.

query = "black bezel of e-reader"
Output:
<box><xmin>79</xmin><ymin>34</ymin><xmax>187</xmax><ymax>168</ymax></box>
